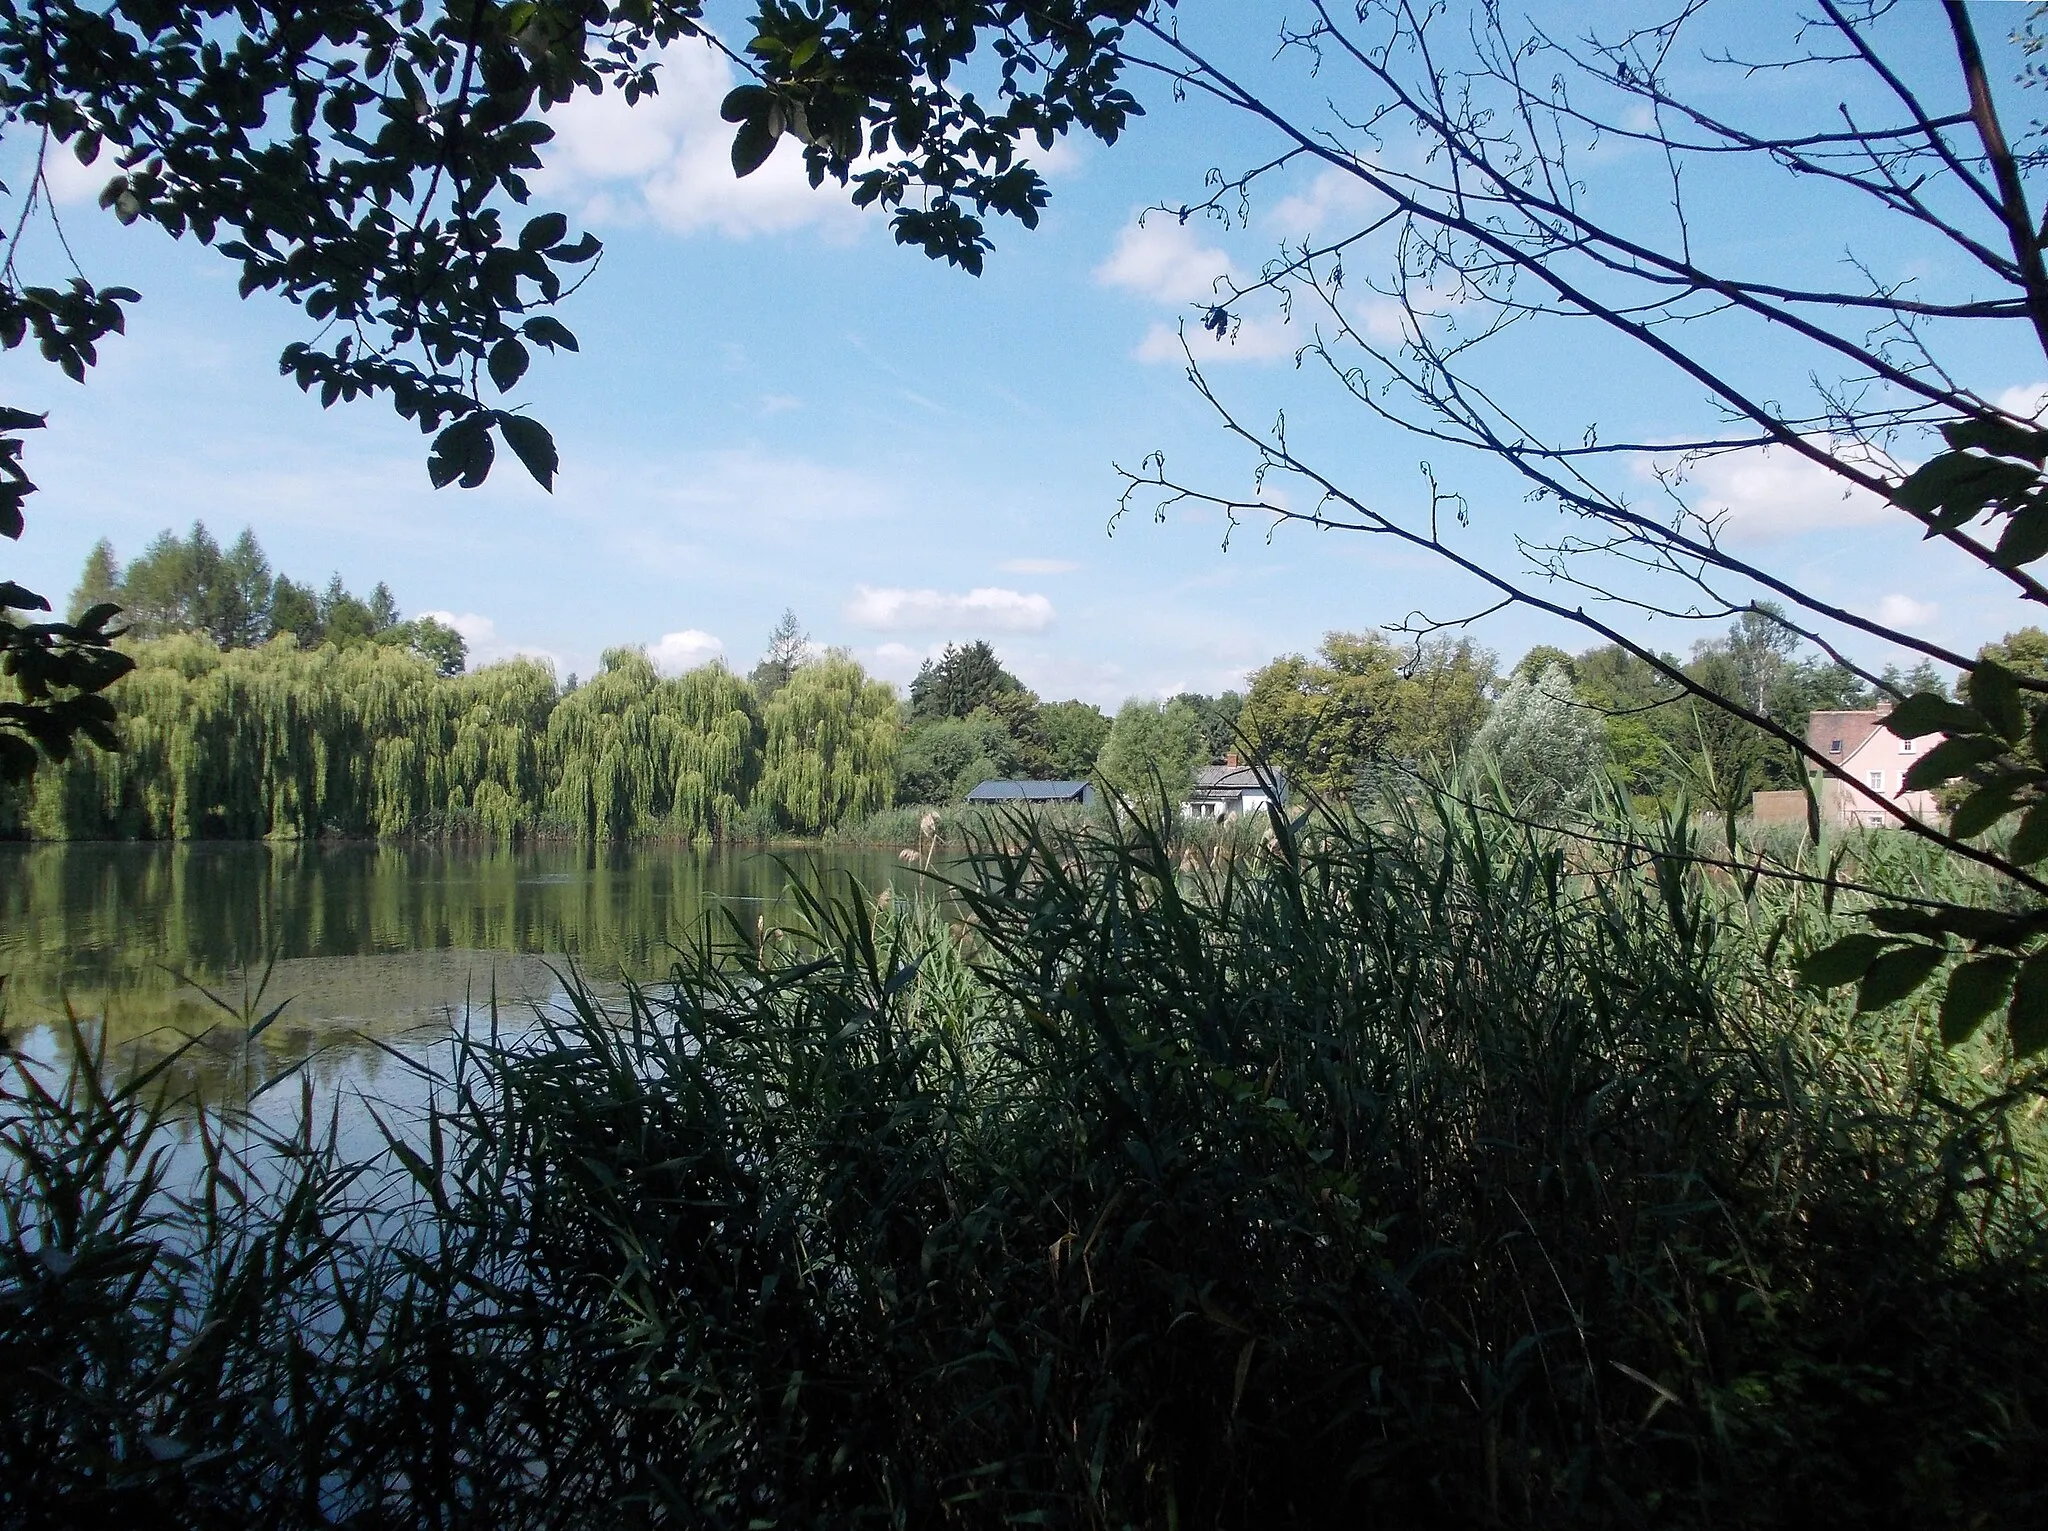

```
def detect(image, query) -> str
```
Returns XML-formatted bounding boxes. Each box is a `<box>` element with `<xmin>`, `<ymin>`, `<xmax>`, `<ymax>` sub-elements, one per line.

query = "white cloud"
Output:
<box><xmin>1096</xmin><ymin>220</ymin><xmax>1236</xmax><ymax>305</ymax></box>
<box><xmin>645</xmin><ymin>628</ymin><xmax>725</xmax><ymax>674</ymax></box>
<box><xmin>537</xmin><ymin>42</ymin><xmax>858</xmax><ymax>239</ymax></box>
<box><xmin>1268</xmin><ymin>168</ymin><xmax>1379</xmax><ymax>240</ymax></box>
<box><xmin>1678</xmin><ymin>440</ymin><xmax>1894</xmax><ymax>540</ymax></box>
<box><xmin>1099</xmin><ymin>219</ymin><xmax>1308</xmax><ymax>365</ymax></box>
<box><xmin>862</xmin><ymin>640</ymin><xmax>948</xmax><ymax>685</ymax></box>
<box><xmin>844</xmin><ymin>585</ymin><xmax>1055</xmax><ymax>633</ymax></box>
<box><xmin>1352</xmin><ymin>296</ymin><xmax>1413</xmax><ymax>343</ymax></box>
<box><xmin>1873</xmin><ymin>593</ymin><xmax>1938</xmax><ymax>629</ymax></box>
<box><xmin>1997</xmin><ymin>383</ymin><xmax>2048</xmax><ymax>419</ymax></box>
<box><xmin>419</xmin><ymin>611</ymin><xmax>562</xmax><ymax>672</ymax></box>
<box><xmin>857</xmin><ymin>640</ymin><xmax>1161</xmax><ymax>709</ymax></box>
<box><xmin>1134</xmin><ymin>315</ymin><xmax>1300</xmax><ymax>365</ymax></box>
<box><xmin>39</xmin><ymin>143</ymin><xmax>108</xmax><ymax>205</ymax></box>
<box><xmin>1000</xmin><ymin>557</ymin><xmax>1081</xmax><ymax>574</ymax></box>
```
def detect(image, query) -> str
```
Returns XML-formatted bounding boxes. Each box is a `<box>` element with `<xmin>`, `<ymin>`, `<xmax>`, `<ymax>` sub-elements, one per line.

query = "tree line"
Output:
<box><xmin>8</xmin><ymin>577</ymin><xmax>2023</xmax><ymax>842</ymax></box>
<box><xmin>1238</xmin><ymin>613</ymin><xmax>1971</xmax><ymax>820</ymax></box>
<box><xmin>10</xmin><ymin>633</ymin><xmax>902</xmax><ymax>841</ymax></box>
<box><xmin>72</xmin><ymin>524</ymin><xmax>469</xmax><ymax>674</ymax></box>
<box><xmin>895</xmin><ymin>614</ymin><xmax>1972</xmax><ymax>823</ymax></box>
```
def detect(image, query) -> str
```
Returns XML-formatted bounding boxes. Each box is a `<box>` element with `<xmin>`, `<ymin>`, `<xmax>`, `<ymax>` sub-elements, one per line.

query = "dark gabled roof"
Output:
<box><xmin>1188</xmin><ymin>764</ymin><xmax>1285</xmax><ymax>798</ymax></box>
<box><xmin>965</xmin><ymin>779</ymin><xmax>1091</xmax><ymax>802</ymax></box>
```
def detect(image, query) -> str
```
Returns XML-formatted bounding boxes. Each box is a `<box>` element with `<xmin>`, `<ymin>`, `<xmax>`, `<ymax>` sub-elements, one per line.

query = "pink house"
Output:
<box><xmin>1808</xmin><ymin>708</ymin><xmax>1943</xmax><ymax>828</ymax></box>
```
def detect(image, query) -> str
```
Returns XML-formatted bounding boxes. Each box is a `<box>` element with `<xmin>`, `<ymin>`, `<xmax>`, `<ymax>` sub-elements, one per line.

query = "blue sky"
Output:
<box><xmin>2</xmin><ymin>3</ymin><xmax>2040</xmax><ymax>703</ymax></box>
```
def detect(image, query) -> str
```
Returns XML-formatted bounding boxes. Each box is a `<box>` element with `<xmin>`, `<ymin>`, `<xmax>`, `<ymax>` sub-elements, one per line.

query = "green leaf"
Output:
<box><xmin>2012</xmin><ymin>802</ymin><xmax>2048</xmax><ymax>865</ymax></box>
<box><xmin>1968</xmin><ymin>660</ymin><xmax>2027</xmax><ymax>742</ymax></box>
<box><xmin>1863</xmin><ymin>905</ymin><xmax>1997</xmax><ymax>940</ymax></box>
<box><xmin>1889</xmin><ymin>906</ymin><xmax>2041</xmax><ymax>946</ymax></box>
<box><xmin>1942</xmin><ymin>415</ymin><xmax>2048</xmax><ymax>463</ymax></box>
<box><xmin>1902</xmin><ymin>733</ymin><xmax>2008</xmax><ymax>791</ymax></box>
<box><xmin>1796</xmin><ymin>932</ymin><xmax>1894</xmax><ymax>989</ymax></box>
<box><xmin>428</xmin><ymin>418</ymin><xmax>494</xmax><ymax>489</ymax></box>
<box><xmin>1996</xmin><ymin>504</ymin><xmax>2048</xmax><ymax>568</ymax></box>
<box><xmin>499</xmin><ymin>415</ymin><xmax>557</xmax><ymax>492</ymax></box>
<box><xmin>1893</xmin><ymin>452</ymin><xmax>2041</xmax><ymax>529</ymax></box>
<box><xmin>519</xmin><ymin>212</ymin><xmax>568</xmax><ymax>251</ymax></box>
<box><xmin>1884</xmin><ymin>692</ymin><xmax>1983</xmax><ymax>739</ymax></box>
<box><xmin>0</xmin><ymin>732</ymin><xmax>36</xmax><ymax>781</ymax></box>
<box><xmin>2009</xmin><ymin>952</ymin><xmax>2048</xmax><ymax>1058</ymax></box>
<box><xmin>488</xmin><ymin>337</ymin><xmax>529</xmax><ymax>393</ymax></box>
<box><xmin>1856</xmin><ymin>942</ymin><xmax>1946</xmax><ymax>1013</ymax></box>
<box><xmin>1941</xmin><ymin>956</ymin><xmax>2017</xmax><ymax>1046</ymax></box>
<box><xmin>732</xmin><ymin>117</ymin><xmax>779</xmax><ymax>177</ymax></box>
<box><xmin>1949</xmin><ymin>778</ymin><xmax>2027</xmax><ymax>841</ymax></box>
<box><xmin>1861</xmin><ymin>905</ymin><xmax>2025</xmax><ymax>942</ymax></box>
<box><xmin>522</xmin><ymin>316</ymin><xmax>579</xmax><ymax>352</ymax></box>
<box><xmin>721</xmin><ymin>85</ymin><xmax>772</xmax><ymax>124</ymax></box>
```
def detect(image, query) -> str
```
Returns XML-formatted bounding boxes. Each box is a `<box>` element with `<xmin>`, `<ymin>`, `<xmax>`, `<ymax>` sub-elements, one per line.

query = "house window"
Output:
<box><xmin>1900</xmin><ymin>736</ymin><xmax>1915</xmax><ymax>753</ymax></box>
<box><xmin>1868</xmin><ymin>770</ymin><xmax>1885</xmax><ymax>790</ymax></box>
<box><xmin>1830</xmin><ymin>738</ymin><xmax>1843</xmax><ymax>753</ymax></box>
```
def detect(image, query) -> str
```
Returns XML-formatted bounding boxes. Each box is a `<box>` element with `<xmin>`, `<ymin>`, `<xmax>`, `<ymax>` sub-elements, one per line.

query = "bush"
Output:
<box><xmin>5</xmin><ymin>800</ymin><xmax>2047</xmax><ymax>1527</ymax></box>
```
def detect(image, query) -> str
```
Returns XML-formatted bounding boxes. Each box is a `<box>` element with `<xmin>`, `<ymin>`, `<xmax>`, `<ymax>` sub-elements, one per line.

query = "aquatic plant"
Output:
<box><xmin>5</xmin><ymin>797</ymin><xmax>2047</xmax><ymax>1526</ymax></box>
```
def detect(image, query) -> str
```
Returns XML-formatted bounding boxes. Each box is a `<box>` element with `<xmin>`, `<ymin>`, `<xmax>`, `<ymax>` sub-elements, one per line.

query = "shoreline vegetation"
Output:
<box><xmin>0</xmin><ymin>796</ymin><xmax>1119</xmax><ymax>852</ymax></box>
<box><xmin>6</xmin><ymin>796</ymin><xmax>2046</xmax><ymax>1526</ymax></box>
<box><xmin>4</xmin><ymin>601</ymin><xmax>2007</xmax><ymax>850</ymax></box>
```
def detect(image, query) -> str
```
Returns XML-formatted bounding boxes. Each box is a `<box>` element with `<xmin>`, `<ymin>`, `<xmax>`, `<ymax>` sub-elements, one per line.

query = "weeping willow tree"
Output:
<box><xmin>546</xmin><ymin>649</ymin><xmax>762</xmax><ymax>841</ymax></box>
<box><xmin>439</xmin><ymin>660</ymin><xmax>560</xmax><ymax>840</ymax></box>
<box><xmin>670</xmin><ymin>664</ymin><xmax>763</xmax><ymax>836</ymax></box>
<box><xmin>28</xmin><ymin>637</ymin><xmax>446</xmax><ymax>839</ymax></box>
<box><xmin>15</xmin><ymin>637</ymin><xmax>903</xmax><ymax>841</ymax></box>
<box><xmin>758</xmin><ymin>654</ymin><xmax>900</xmax><ymax>834</ymax></box>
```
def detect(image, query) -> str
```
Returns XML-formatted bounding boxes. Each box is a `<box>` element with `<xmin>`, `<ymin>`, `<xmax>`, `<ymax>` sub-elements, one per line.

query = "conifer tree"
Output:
<box><xmin>66</xmin><ymin>540</ymin><xmax>122</xmax><ymax>625</ymax></box>
<box><xmin>749</xmin><ymin>609</ymin><xmax>810</xmax><ymax>702</ymax></box>
<box><xmin>909</xmin><ymin>641</ymin><xmax>1022</xmax><ymax>722</ymax></box>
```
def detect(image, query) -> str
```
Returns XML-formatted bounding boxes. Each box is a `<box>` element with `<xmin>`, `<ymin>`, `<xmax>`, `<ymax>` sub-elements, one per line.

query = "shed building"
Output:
<box><xmin>965</xmin><ymin>779</ymin><xmax>1096</xmax><ymax>807</ymax></box>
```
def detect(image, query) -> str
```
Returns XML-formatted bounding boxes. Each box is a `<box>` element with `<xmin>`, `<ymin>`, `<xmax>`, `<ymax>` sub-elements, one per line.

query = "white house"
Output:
<box><xmin>1807</xmin><ymin>708</ymin><xmax>1942</xmax><ymax>828</ymax></box>
<box><xmin>1182</xmin><ymin>762</ymin><xmax>1286</xmax><ymax>820</ymax></box>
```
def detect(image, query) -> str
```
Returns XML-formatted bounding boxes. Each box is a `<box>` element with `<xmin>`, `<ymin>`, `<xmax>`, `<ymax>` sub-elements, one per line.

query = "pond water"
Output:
<box><xmin>0</xmin><ymin>842</ymin><xmax>928</xmax><ymax>1114</ymax></box>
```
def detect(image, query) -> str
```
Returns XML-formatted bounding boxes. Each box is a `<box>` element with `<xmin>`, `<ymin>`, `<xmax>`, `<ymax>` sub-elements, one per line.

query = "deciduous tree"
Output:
<box><xmin>1038</xmin><ymin>698</ymin><xmax>1113</xmax><ymax>779</ymax></box>
<box><xmin>759</xmin><ymin>653</ymin><xmax>898</xmax><ymax>832</ymax></box>
<box><xmin>895</xmin><ymin>712</ymin><xmax>1020</xmax><ymax>805</ymax></box>
<box><xmin>1097</xmin><ymin>697</ymin><xmax>1203</xmax><ymax>807</ymax></box>
<box><xmin>1981</xmin><ymin>628</ymin><xmax>2048</xmax><ymax>683</ymax></box>
<box><xmin>1239</xmin><ymin>632</ymin><xmax>1494</xmax><ymax>797</ymax></box>
<box><xmin>1468</xmin><ymin>664</ymin><xmax>1605</xmax><ymax>822</ymax></box>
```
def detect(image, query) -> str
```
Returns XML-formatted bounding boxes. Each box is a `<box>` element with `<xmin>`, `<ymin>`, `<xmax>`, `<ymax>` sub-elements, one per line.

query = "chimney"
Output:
<box><xmin>1225</xmin><ymin>749</ymin><xmax>1242</xmax><ymax>768</ymax></box>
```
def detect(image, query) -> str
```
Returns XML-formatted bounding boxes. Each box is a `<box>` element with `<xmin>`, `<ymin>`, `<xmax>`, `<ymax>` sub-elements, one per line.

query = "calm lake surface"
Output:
<box><xmin>0</xmin><ymin>842</ymin><xmax>926</xmax><ymax>1113</ymax></box>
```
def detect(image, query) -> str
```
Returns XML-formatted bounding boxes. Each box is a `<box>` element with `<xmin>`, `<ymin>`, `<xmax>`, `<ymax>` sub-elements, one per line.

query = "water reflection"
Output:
<box><xmin>0</xmin><ymin>841</ymin><xmax>923</xmax><ymax>1108</ymax></box>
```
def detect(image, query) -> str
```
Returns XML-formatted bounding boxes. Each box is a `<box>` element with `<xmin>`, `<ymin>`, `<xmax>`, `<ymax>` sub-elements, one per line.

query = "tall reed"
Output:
<box><xmin>4</xmin><ymin>796</ymin><xmax>2046</xmax><ymax>1527</ymax></box>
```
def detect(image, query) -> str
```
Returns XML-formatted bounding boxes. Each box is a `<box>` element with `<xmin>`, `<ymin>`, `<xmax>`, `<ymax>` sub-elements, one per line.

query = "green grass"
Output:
<box><xmin>5</xmin><ymin>795</ymin><xmax>2047</xmax><ymax>1527</ymax></box>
